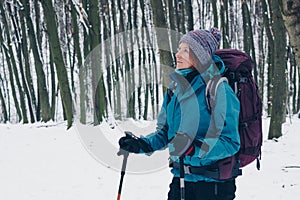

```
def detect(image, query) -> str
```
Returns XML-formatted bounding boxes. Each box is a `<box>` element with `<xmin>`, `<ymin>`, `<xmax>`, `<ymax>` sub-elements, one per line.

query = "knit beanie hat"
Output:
<box><xmin>179</xmin><ymin>27</ymin><xmax>222</xmax><ymax>69</ymax></box>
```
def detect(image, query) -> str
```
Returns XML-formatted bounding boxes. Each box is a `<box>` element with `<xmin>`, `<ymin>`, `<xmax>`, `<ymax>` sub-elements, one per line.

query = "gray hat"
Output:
<box><xmin>179</xmin><ymin>27</ymin><xmax>222</xmax><ymax>69</ymax></box>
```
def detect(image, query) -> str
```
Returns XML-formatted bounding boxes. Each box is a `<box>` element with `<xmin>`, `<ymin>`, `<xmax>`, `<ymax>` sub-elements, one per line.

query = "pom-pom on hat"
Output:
<box><xmin>179</xmin><ymin>27</ymin><xmax>222</xmax><ymax>69</ymax></box>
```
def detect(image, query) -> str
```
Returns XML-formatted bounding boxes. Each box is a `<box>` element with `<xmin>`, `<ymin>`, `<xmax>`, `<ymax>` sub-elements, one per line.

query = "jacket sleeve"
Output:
<box><xmin>140</xmin><ymin>92</ymin><xmax>170</xmax><ymax>152</ymax></box>
<box><xmin>192</xmin><ymin>82</ymin><xmax>240</xmax><ymax>166</ymax></box>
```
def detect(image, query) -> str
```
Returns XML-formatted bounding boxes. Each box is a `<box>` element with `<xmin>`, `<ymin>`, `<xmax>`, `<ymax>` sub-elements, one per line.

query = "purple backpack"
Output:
<box><xmin>206</xmin><ymin>49</ymin><xmax>263</xmax><ymax>179</ymax></box>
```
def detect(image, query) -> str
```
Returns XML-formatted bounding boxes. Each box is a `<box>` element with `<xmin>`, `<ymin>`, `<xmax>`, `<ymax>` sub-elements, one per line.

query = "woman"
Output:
<box><xmin>118</xmin><ymin>28</ymin><xmax>240</xmax><ymax>200</ymax></box>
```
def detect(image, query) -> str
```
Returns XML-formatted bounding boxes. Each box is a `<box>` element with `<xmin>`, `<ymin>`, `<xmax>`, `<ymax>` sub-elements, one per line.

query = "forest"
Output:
<box><xmin>0</xmin><ymin>0</ymin><xmax>299</xmax><ymax>139</ymax></box>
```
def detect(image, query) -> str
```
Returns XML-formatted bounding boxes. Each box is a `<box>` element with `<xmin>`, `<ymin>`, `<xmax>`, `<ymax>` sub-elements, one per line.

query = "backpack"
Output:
<box><xmin>167</xmin><ymin>49</ymin><xmax>263</xmax><ymax>180</ymax></box>
<box><xmin>205</xmin><ymin>49</ymin><xmax>263</xmax><ymax>179</ymax></box>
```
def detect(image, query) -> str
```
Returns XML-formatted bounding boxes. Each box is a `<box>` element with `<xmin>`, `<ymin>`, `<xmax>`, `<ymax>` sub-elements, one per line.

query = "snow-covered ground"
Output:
<box><xmin>0</xmin><ymin>116</ymin><xmax>300</xmax><ymax>200</ymax></box>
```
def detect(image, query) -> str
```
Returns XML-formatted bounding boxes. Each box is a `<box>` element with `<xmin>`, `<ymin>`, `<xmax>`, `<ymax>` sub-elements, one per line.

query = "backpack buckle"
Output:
<box><xmin>239</xmin><ymin>77</ymin><xmax>248</xmax><ymax>83</ymax></box>
<box><xmin>229</xmin><ymin>72</ymin><xmax>235</xmax><ymax>80</ymax></box>
<box><xmin>183</xmin><ymin>165</ymin><xmax>192</xmax><ymax>174</ymax></box>
<box><xmin>240</xmin><ymin>122</ymin><xmax>248</xmax><ymax>128</ymax></box>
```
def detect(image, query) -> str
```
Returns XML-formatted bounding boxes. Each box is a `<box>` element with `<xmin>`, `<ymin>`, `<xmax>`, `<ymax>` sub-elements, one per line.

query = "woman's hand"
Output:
<box><xmin>118</xmin><ymin>131</ymin><xmax>153</xmax><ymax>153</ymax></box>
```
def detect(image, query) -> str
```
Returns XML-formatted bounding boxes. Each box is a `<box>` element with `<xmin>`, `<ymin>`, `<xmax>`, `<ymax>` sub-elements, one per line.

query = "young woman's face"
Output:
<box><xmin>175</xmin><ymin>42</ymin><xmax>193</xmax><ymax>69</ymax></box>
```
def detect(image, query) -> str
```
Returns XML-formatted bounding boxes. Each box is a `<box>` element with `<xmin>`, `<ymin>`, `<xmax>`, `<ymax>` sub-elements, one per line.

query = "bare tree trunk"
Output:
<box><xmin>293</xmin><ymin>63</ymin><xmax>298</xmax><ymax>114</ymax></box>
<box><xmin>110</xmin><ymin>0</ymin><xmax>122</xmax><ymax>120</ymax></box>
<box><xmin>268</xmin><ymin>0</ymin><xmax>287</xmax><ymax>139</ymax></box>
<box><xmin>0</xmin><ymin>2</ymin><xmax>27</xmax><ymax>123</ymax></box>
<box><xmin>49</xmin><ymin>50</ymin><xmax>56</xmax><ymax>120</ymax></box>
<box><xmin>101</xmin><ymin>0</ymin><xmax>113</xmax><ymax>113</ymax></box>
<box><xmin>20</xmin><ymin>3</ymin><xmax>37</xmax><ymax>123</ymax></box>
<box><xmin>41</xmin><ymin>0</ymin><xmax>73</xmax><ymax>128</ymax></box>
<box><xmin>126</xmin><ymin>0</ymin><xmax>136</xmax><ymax>119</ymax></box>
<box><xmin>255</xmin><ymin>0</ymin><xmax>265</xmax><ymax>100</ymax></box>
<box><xmin>81</xmin><ymin>0</ymin><xmax>91</xmax><ymax>121</ymax></box>
<box><xmin>133</xmin><ymin>0</ymin><xmax>142</xmax><ymax>119</ymax></box>
<box><xmin>70</xmin><ymin>1</ymin><xmax>86</xmax><ymax>124</ymax></box>
<box><xmin>241</xmin><ymin>0</ymin><xmax>258</xmax><ymax>83</ymax></box>
<box><xmin>261</xmin><ymin>0</ymin><xmax>274</xmax><ymax>116</ymax></box>
<box><xmin>0</xmin><ymin>48</ymin><xmax>11</xmax><ymax>121</ymax></box>
<box><xmin>7</xmin><ymin>3</ymin><xmax>35</xmax><ymax>123</ymax></box>
<box><xmin>280</xmin><ymin>0</ymin><xmax>300</xmax><ymax>72</ymax></box>
<box><xmin>0</xmin><ymin>57</ymin><xmax>8</xmax><ymax>122</ymax></box>
<box><xmin>0</xmin><ymin>87</ymin><xmax>8</xmax><ymax>123</ymax></box>
<box><xmin>116</xmin><ymin>0</ymin><xmax>133</xmax><ymax>118</ymax></box>
<box><xmin>150</xmin><ymin>0</ymin><xmax>174</xmax><ymax>91</ymax></box>
<box><xmin>139</xmin><ymin>0</ymin><xmax>150</xmax><ymax>119</ymax></box>
<box><xmin>229</xmin><ymin>0</ymin><xmax>235</xmax><ymax>46</ymax></box>
<box><xmin>89</xmin><ymin>0</ymin><xmax>106</xmax><ymax>124</ymax></box>
<box><xmin>298</xmin><ymin>69</ymin><xmax>300</xmax><ymax>117</ymax></box>
<box><xmin>185</xmin><ymin>0</ymin><xmax>193</xmax><ymax>31</ymax></box>
<box><xmin>211</xmin><ymin>0</ymin><xmax>218</xmax><ymax>27</ymax></box>
<box><xmin>0</xmin><ymin>35</ymin><xmax>22</xmax><ymax>121</ymax></box>
<box><xmin>35</xmin><ymin>0</ymin><xmax>43</xmax><ymax>51</ymax></box>
<box><xmin>22</xmin><ymin>0</ymin><xmax>51</xmax><ymax>122</ymax></box>
<box><xmin>168</xmin><ymin>0</ymin><xmax>176</xmax><ymax>31</ymax></box>
<box><xmin>220</xmin><ymin>0</ymin><xmax>230</xmax><ymax>48</ymax></box>
<box><xmin>175</xmin><ymin>0</ymin><xmax>182</xmax><ymax>32</ymax></box>
<box><xmin>286</xmin><ymin>46</ymin><xmax>297</xmax><ymax>114</ymax></box>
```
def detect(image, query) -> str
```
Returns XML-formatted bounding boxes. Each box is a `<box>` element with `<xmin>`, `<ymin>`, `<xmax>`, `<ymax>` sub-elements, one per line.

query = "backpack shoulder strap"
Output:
<box><xmin>205</xmin><ymin>76</ymin><xmax>228</xmax><ymax>112</ymax></box>
<box><xmin>166</xmin><ymin>81</ymin><xmax>177</xmax><ymax>105</ymax></box>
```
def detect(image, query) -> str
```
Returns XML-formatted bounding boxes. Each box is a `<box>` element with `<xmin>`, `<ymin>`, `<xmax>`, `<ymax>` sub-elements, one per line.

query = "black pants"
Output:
<box><xmin>167</xmin><ymin>177</ymin><xmax>236</xmax><ymax>200</ymax></box>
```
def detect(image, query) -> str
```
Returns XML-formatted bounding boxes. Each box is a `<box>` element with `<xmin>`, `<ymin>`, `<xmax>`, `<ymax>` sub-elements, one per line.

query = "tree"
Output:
<box><xmin>89</xmin><ymin>0</ymin><xmax>106</xmax><ymax>124</ymax></box>
<box><xmin>150</xmin><ymin>0</ymin><xmax>175</xmax><ymax>91</ymax></box>
<box><xmin>242</xmin><ymin>0</ymin><xmax>257</xmax><ymax>82</ymax></box>
<box><xmin>280</xmin><ymin>0</ymin><xmax>300</xmax><ymax>73</ymax></box>
<box><xmin>70</xmin><ymin>1</ymin><xmax>86</xmax><ymax>124</ymax></box>
<box><xmin>40</xmin><ymin>0</ymin><xmax>73</xmax><ymax>128</ymax></box>
<box><xmin>220</xmin><ymin>0</ymin><xmax>230</xmax><ymax>48</ymax></box>
<box><xmin>0</xmin><ymin>87</ymin><xmax>8</xmax><ymax>122</ymax></box>
<box><xmin>6</xmin><ymin>2</ymin><xmax>36</xmax><ymax>123</ymax></box>
<box><xmin>0</xmin><ymin>3</ymin><xmax>23</xmax><ymax>122</ymax></box>
<box><xmin>268</xmin><ymin>0</ymin><xmax>287</xmax><ymax>139</ymax></box>
<box><xmin>116</xmin><ymin>0</ymin><xmax>134</xmax><ymax>119</ymax></box>
<box><xmin>280</xmin><ymin>0</ymin><xmax>300</xmax><ymax>118</ymax></box>
<box><xmin>0</xmin><ymin>0</ymin><xmax>299</xmax><ymax>129</ymax></box>
<box><xmin>185</xmin><ymin>0</ymin><xmax>194</xmax><ymax>31</ymax></box>
<box><xmin>19</xmin><ymin>2</ymin><xmax>37</xmax><ymax>123</ymax></box>
<box><xmin>21</xmin><ymin>0</ymin><xmax>52</xmax><ymax>122</ymax></box>
<box><xmin>110</xmin><ymin>0</ymin><xmax>122</xmax><ymax>120</ymax></box>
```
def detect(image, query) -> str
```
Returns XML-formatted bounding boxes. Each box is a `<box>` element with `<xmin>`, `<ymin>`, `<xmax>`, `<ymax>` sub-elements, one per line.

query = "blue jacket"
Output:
<box><xmin>142</xmin><ymin>62</ymin><xmax>240</xmax><ymax>182</ymax></box>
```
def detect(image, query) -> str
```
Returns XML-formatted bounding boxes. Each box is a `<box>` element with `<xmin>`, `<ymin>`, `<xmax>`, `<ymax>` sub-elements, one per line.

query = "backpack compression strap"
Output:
<box><xmin>205</xmin><ymin>76</ymin><xmax>228</xmax><ymax>112</ymax></box>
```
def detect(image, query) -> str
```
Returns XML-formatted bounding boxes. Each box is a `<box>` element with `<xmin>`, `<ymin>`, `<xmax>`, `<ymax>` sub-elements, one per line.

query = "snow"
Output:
<box><xmin>0</xmin><ymin>117</ymin><xmax>300</xmax><ymax>200</ymax></box>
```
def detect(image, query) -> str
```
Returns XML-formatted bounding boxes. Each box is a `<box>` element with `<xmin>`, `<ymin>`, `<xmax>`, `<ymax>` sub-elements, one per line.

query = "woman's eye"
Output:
<box><xmin>177</xmin><ymin>48</ymin><xmax>188</xmax><ymax>53</ymax></box>
<box><xmin>177</xmin><ymin>46</ymin><xmax>189</xmax><ymax>54</ymax></box>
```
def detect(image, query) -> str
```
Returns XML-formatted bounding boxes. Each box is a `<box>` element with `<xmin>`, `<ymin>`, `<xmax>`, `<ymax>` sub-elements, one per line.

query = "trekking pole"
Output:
<box><xmin>117</xmin><ymin>149</ymin><xmax>129</xmax><ymax>200</ymax></box>
<box><xmin>179</xmin><ymin>156</ymin><xmax>185</xmax><ymax>200</ymax></box>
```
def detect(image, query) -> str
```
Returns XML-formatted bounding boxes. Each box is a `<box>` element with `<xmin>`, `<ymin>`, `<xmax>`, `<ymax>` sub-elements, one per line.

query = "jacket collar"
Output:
<box><xmin>169</xmin><ymin>70</ymin><xmax>204</xmax><ymax>101</ymax></box>
<box><xmin>168</xmin><ymin>56</ymin><xmax>226</xmax><ymax>100</ymax></box>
